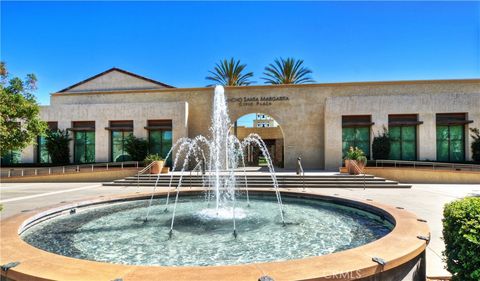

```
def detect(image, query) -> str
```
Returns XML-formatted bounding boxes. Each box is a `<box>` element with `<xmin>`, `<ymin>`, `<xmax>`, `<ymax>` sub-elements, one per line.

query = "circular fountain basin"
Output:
<box><xmin>21</xmin><ymin>195</ymin><xmax>392</xmax><ymax>266</ymax></box>
<box><xmin>0</xmin><ymin>190</ymin><xmax>430</xmax><ymax>281</ymax></box>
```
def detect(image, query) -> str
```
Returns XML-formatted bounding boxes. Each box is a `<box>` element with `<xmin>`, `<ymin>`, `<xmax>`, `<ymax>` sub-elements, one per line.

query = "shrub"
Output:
<box><xmin>372</xmin><ymin>127</ymin><xmax>390</xmax><ymax>160</ymax></box>
<box><xmin>124</xmin><ymin>135</ymin><xmax>148</xmax><ymax>161</ymax></box>
<box><xmin>144</xmin><ymin>154</ymin><xmax>164</xmax><ymax>166</ymax></box>
<box><xmin>443</xmin><ymin>197</ymin><xmax>480</xmax><ymax>281</ymax></box>
<box><xmin>344</xmin><ymin>147</ymin><xmax>367</xmax><ymax>164</ymax></box>
<box><xmin>470</xmin><ymin>128</ymin><xmax>480</xmax><ymax>162</ymax></box>
<box><xmin>45</xmin><ymin>129</ymin><xmax>71</xmax><ymax>164</ymax></box>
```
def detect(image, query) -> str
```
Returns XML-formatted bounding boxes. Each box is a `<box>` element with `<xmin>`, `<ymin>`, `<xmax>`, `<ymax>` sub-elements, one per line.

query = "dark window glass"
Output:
<box><xmin>37</xmin><ymin>122</ymin><xmax>58</xmax><ymax>163</ymax></box>
<box><xmin>342</xmin><ymin>127</ymin><xmax>370</xmax><ymax>158</ymax></box>
<box><xmin>111</xmin><ymin>131</ymin><xmax>132</xmax><ymax>162</ymax></box>
<box><xmin>149</xmin><ymin>130</ymin><xmax>173</xmax><ymax>165</ymax></box>
<box><xmin>74</xmin><ymin>131</ymin><xmax>95</xmax><ymax>163</ymax></box>
<box><xmin>436</xmin><ymin>113</ymin><xmax>466</xmax><ymax>162</ymax></box>
<box><xmin>436</xmin><ymin>125</ymin><xmax>465</xmax><ymax>162</ymax></box>
<box><xmin>38</xmin><ymin>136</ymin><xmax>50</xmax><ymax>163</ymax></box>
<box><xmin>1</xmin><ymin>150</ymin><xmax>21</xmax><ymax>165</ymax></box>
<box><xmin>389</xmin><ymin>126</ymin><xmax>417</xmax><ymax>160</ymax></box>
<box><xmin>149</xmin><ymin>130</ymin><xmax>162</xmax><ymax>155</ymax></box>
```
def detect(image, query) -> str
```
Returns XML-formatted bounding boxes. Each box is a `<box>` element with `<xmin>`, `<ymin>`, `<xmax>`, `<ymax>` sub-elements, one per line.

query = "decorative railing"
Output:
<box><xmin>137</xmin><ymin>161</ymin><xmax>155</xmax><ymax>175</ymax></box>
<box><xmin>373</xmin><ymin>160</ymin><xmax>480</xmax><ymax>171</ymax></box>
<box><xmin>1</xmin><ymin>161</ymin><xmax>140</xmax><ymax>178</ymax></box>
<box><xmin>136</xmin><ymin>161</ymin><xmax>156</xmax><ymax>187</ymax></box>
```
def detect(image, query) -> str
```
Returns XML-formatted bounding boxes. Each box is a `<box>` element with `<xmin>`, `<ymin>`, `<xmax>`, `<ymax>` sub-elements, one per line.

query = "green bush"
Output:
<box><xmin>470</xmin><ymin>128</ymin><xmax>480</xmax><ymax>162</ymax></box>
<box><xmin>144</xmin><ymin>154</ymin><xmax>164</xmax><ymax>166</ymax></box>
<box><xmin>372</xmin><ymin>127</ymin><xmax>390</xmax><ymax>160</ymax></box>
<box><xmin>45</xmin><ymin>129</ymin><xmax>71</xmax><ymax>164</ymax></box>
<box><xmin>124</xmin><ymin>135</ymin><xmax>148</xmax><ymax>161</ymax></box>
<box><xmin>443</xmin><ymin>197</ymin><xmax>480</xmax><ymax>281</ymax></box>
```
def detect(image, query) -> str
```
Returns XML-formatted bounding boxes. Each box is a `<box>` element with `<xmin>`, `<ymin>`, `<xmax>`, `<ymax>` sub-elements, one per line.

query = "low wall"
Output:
<box><xmin>1</xmin><ymin>168</ymin><xmax>138</xmax><ymax>183</ymax></box>
<box><xmin>341</xmin><ymin>167</ymin><xmax>480</xmax><ymax>184</ymax></box>
<box><xmin>358</xmin><ymin>251</ymin><xmax>426</xmax><ymax>281</ymax></box>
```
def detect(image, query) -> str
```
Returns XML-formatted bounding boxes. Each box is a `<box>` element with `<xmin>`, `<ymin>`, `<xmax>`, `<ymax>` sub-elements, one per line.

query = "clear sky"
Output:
<box><xmin>1</xmin><ymin>1</ymin><xmax>479</xmax><ymax>106</ymax></box>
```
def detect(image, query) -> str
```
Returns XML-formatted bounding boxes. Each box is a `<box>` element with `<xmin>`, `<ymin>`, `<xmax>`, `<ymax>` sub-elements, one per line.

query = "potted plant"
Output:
<box><xmin>344</xmin><ymin>147</ymin><xmax>367</xmax><ymax>175</ymax></box>
<box><xmin>144</xmin><ymin>154</ymin><xmax>165</xmax><ymax>174</ymax></box>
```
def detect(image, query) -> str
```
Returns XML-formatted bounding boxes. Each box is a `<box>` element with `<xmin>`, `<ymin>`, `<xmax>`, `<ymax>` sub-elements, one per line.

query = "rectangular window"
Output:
<box><xmin>388</xmin><ymin>115</ymin><xmax>419</xmax><ymax>161</ymax></box>
<box><xmin>37</xmin><ymin>136</ymin><xmax>50</xmax><ymax>163</ymax></box>
<box><xmin>436</xmin><ymin>125</ymin><xmax>465</xmax><ymax>162</ymax></box>
<box><xmin>436</xmin><ymin>113</ymin><xmax>469</xmax><ymax>162</ymax></box>
<box><xmin>109</xmin><ymin>120</ymin><xmax>133</xmax><ymax>162</ymax></box>
<box><xmin>72</xmin><ymin>121</ymin><xmax>95</xmax><ymax>163</ymax></box>
<box><xmin>1</xmin><ymin>150</ymin><xmax>21</xmax><ymax>165</ymax></box>
<box><xmin>37</xmin><ymin>122</ymin><xmax>58</xmax><ymax>163</ymax></box>
<box><xmin>147</xmin><ymin>120</ymin><xmax>172</xmax><ymax>165</ymax></box>
<box><xmin>342</xmin><ymin>115</ymin><xmax>372</xmax><ymax>158</ymax></box>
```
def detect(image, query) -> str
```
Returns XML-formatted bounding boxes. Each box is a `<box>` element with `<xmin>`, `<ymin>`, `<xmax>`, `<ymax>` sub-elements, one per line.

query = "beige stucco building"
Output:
<box><xmin>11</xmin><ymin>68</ymin><xmax>480</xmax><ymax>170</ymax></box>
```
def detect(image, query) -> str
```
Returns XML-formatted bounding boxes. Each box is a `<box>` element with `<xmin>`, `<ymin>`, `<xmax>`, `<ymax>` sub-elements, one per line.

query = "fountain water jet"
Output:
<box><xmin>144</xmin><ymin>85</ymin><xmax>285</xmax><ymax>237</ymax></box>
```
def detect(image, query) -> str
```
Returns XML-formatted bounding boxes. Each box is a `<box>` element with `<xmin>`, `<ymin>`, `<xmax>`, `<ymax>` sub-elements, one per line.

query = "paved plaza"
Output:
<box><xmin>1</xmin><ymin>178</ymin><xmax>479</xmax><ymax>278</ymax></box>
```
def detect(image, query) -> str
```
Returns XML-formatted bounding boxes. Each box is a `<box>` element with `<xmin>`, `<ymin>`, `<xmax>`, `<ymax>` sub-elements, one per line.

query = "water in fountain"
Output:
<box><xmin>144</xmin><ymin>85</ymin><xmax>285</xmax><ymax>238</ymax></box>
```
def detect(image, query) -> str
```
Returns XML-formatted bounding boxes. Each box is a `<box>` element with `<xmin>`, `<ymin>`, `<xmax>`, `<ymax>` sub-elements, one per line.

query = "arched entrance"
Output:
<box><xmin>232</xmin><ymin>113</ymin><xmax>284</xmax><ymax>168</ymax></box>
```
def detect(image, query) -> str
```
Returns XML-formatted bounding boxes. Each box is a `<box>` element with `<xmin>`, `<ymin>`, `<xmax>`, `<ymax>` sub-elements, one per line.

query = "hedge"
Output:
<box><xmin>443</xmin><ymin>197</ymin><xmax>480</xmax><ymax>281</ymax></box>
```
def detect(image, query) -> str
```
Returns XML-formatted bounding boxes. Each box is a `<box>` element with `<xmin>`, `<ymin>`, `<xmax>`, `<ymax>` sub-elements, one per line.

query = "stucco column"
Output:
<box><xmin>370</xmin><ymin>113</ymin><xmax>388</xmax><ymax>159</ymax></box>
<box><xmin>418</xmin><ymin>113</ymin><xmax>436</xmax><ymax>161</ymax></box>
<box><xmin>324</xmin><ymin>110</ymin><xmax>342</xmax><ymax>171</ymax></box>
<box><xmin>134</xmin><ymin>119</ymin><xmax>147</xmax><ymax>139</ymax></box>
<box><xmin>169</xmin><ymin>102</ymin><xmax>189</xmax><ymax>169</ymax></box>
<box><xmin>20</xmin><ymin>119</ymin><xmax>36</xmax><ymax>163</ymax></box>
<box><xmin>281</xmin><ymin>124</ymin><xmax>297</xmax><ymax>170</ymax></box>
<box><xmin>172</xmin><ymin>102</ymin><xmax>189</xmax><ymax>144</ymax></box>
<box><xmin>21</xmin><ymin>145</ymin><xmax>35</xmax><ymax>163</ymax></box>
<box><xmin>95</xmin><ymin>119</ymin><xmax>109</xmax><ymax>162</ymax></box>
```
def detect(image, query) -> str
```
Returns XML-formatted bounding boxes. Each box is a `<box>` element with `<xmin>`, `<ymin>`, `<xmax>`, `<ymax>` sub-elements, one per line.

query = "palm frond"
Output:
<box><xmin>262</xmin><ymin>57</ymin><xmax>315</xmax><ymax>84</ymax></box>
<box><xmin>205</xmin><ymin>58</ymin><xmax>254</xmax><ymax>86</ymax></box>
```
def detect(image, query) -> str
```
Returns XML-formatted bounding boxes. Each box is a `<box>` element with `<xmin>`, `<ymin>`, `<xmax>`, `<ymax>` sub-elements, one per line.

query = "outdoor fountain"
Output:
<box><xmin>144</xmin><ymin>85</ymin><xmax>285</xmax><ymax>239</ymax></box>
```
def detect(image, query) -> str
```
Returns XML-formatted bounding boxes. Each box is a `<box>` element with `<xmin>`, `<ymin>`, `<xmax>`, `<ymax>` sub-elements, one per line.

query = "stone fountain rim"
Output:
<box><xmin>0</xmin><ymin>189</ymin><xmax>430</xmax><ymax>281</ymax></box>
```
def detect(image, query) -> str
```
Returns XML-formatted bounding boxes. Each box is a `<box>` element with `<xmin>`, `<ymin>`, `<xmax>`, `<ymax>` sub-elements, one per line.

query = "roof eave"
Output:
<box><xmin>57</xmin><ymin>67</ymin><xmax>175</xmax><ymax>93</ymax></box>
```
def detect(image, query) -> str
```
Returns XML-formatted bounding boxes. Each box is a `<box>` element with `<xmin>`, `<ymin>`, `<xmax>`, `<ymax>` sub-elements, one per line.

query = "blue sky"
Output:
<box><xmin>1</xmin><ymin>1</ymin><xmax>479</xmax><ymax>107</ymax></box>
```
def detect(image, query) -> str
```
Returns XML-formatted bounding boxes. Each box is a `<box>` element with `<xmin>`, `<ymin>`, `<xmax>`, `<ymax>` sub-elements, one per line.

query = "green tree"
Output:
<box><xmin>206</xmin><ymin>58</ymin><xmax>254</xmax><ymax>86</ymax></box>
<box><xmin>470</xmin><ymin>128</ymin><xmax>480</xmax><ymax>162</ymax></box>
<box><xmin>0</xmin><ymin>62</ymin><xmax>46</xmax><ymax>155</ymax></box>
<box><xmin>124</xmin><ymin>135</ymin><xmax>148</xmax><ymax>161</ymax></box>
<box><xmin>45</xmin><ymin>129</ymin><xmax>71</xmax><ymax>164</ymax></box>
<box><xmin>262</xmin><ymin>57</ymin><xmax>315</xmax><ymax>84</ymax></box>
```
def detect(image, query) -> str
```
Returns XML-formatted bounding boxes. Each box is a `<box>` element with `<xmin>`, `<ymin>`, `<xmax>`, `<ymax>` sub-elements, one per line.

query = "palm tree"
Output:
<box><xmin>262</xmin><ymin>57</ymin><xmax>315</xmax><ymax>84</ymax></box>
<box><xmin>206</xmin><ymin>58</ymin><xmax>254</xmax><ymax>86</ymax></box>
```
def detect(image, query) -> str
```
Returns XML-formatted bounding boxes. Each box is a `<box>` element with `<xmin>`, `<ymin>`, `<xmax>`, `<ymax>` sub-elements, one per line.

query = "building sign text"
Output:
<box><xmin>227</xmin><ymin>96</ymin><xmax>289</xmax><ymax>106</ymax></box>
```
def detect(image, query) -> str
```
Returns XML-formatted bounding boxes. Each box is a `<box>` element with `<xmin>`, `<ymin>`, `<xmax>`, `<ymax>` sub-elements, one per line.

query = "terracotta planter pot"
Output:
<box><xmin>345</xmin><ymin>160</ymin><xmax>365</xmax><ymax>175</ymax></box>
<box><xmin>150</xmin><ymin>160</ymin><xmax>165</xmax><ymax>174</ymax></box>
<box><xmin>345</xmin><ymin>160</ymin><xmax>353</xmax><ymax>175</ymax></box>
